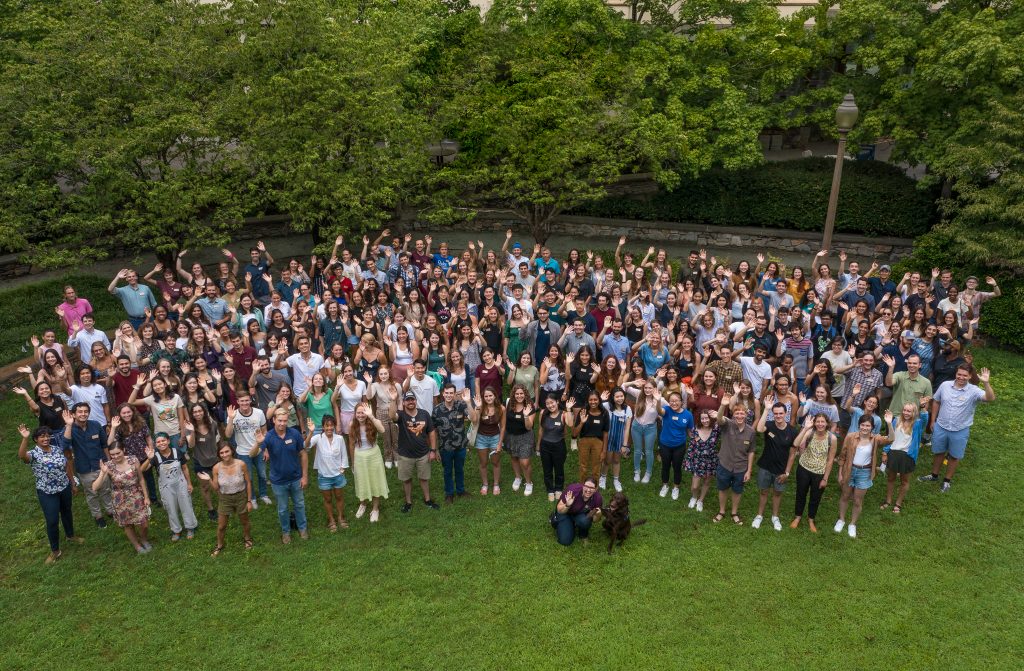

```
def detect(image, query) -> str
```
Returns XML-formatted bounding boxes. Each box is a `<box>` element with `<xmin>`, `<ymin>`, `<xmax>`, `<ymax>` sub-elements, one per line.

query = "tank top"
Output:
<box><xmin>478</xmin><ymin>408</ymin><xmax>501</xmax><ymax>436</ymax></box>
<box><xmin>218</xmin><ymin>463</ymin><xmax>246</xmax><ymax>494</ymax></box>
<box><xmin>853</xmin><ymin>438</ymin><xmax>873</xmax><ymax>467</ymax></box>
<box><xmin>356</xmin><ymin>427</ymin><xmax>375</xmax><ymax>451</ymax></box>
<box><xmin>505</xmin><ymin>404</ymin><xmax>530</xmax><ymax>435</ymax></box>
<box><xmin>890</xmin><ymin>423</ymin><xmax>912</xmax><ymax>453</ymax></box>
<box><xmin>448</xmin><ymin>369</ymin><xmax>468</xmax><ymax>393</ymax></box>
<box><xmin>540</xmin><ymin>411</ymin><xmax>566</xmax><ymax>443</ymax></box>
<box><xmin>800</xmin><ymin>433</ymin><xmax>830</xmax><ymax>474</ymax></box>
<box><xmin>394</xmin><ymin>344</ymin><xmax>414</xmax><ymax>365</ymax></box>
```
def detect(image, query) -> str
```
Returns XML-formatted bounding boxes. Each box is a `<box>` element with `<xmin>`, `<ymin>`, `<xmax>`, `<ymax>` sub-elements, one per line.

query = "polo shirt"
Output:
<box><xmin>263</xmin><ymin>427</ymin><xmax>305</xmax><ymax>484</ymax></box>
<box><xmin>196</xmin><ymin>296</ymin><xmax>230</xmax><ymax>324</ymax></box>
<box><xmin>68</xmin><ymin>329</ymin><xmax>111</xmax><ymax>364</ymax></box>
<box><xmin>560</xmin><ymin>483</ymin><xmax>602</xmax><ymax>515</ymax></box>
<box><xmin>69</xmin><ymin>420</ymin><xmax>108</xmax><ymax>473</ymax></box>
<box><xmin>57</xmin><ymin>298</ymin><xmax>93</xmax><ymax>335</ymax></box>
<box><xmin>563</xmin><ymin>332</ymin><xmax>596</xmax><ymax>357</ymax></box>
<box><xmin>113</xmin><ymin>284</ymin><xmax>156</xmax><ymax>318</ymax></box>
<box><xmin>718</xmin><ymin>421</ymin><xmax>757</xmax><ymax>473</ymax></box>
<box><xmin>224</xmin><ymin>346</ymin><xmax>257</xmax><ymax>382</ymax></box>
<box><xmin>599</xmin><ymin>333</ymin><xmax>630</xmax><ymax>364</ymax></box>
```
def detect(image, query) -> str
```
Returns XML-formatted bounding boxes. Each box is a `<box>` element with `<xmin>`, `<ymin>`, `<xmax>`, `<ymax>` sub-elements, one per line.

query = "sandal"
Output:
<box><xmin>244</xmin><ymin>538</ymin><xmax>254</xmax><ymax>550</ymax></box>
<box><xmin>211</xmin><ymin>545</ymin><xmax>224</xmax><ymax>557</ymax></box>
<box><xmin>338</xmin><ymin>519</ymin><xmax>349</xmax><ymax>530</ymax></box>
<box><xmin>328</xmin><ymin>523</ymin><xmax>338</xmax><ymax>533</ymax></box>
<box><xmin>713</xmin><ymin>513</ymin><xmax>725</xmax><ymax>523</ymax></box>
<box><xmin>732</xmin><ymin>514</ymin><xmax>743</xmax><ymax>525</ymax></box>
<box><xmin>892</xmin><ymin>505</ymin><xmax>902</xmax><ymax>515</ymax></box>
<box><xmin>879</xmin><ymin>502</ymin><xmax>890</xmax><ymax>511</ymax></box>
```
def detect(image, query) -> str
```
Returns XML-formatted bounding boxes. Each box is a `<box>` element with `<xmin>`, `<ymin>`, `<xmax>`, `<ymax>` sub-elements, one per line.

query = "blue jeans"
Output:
<box><xmin>271</xmin><ymin>479</ymin><xmax>307</xmax><ymax>534</ymax></box>
<box><xmin>553</xmin><ymin>511</ymin><xmax>592</xmax><ymax>546</ymax></box>
<box><xmin>631</xmin><ymin>422</ymin><xmax>658</xmax><ymax>476</ymax></box>
<box><xmin>239</xmin><ymin>452</ymin><xmax>269</xmax><ymax>499</ymax></box>
<box><xmin>37</xmin><ymin>485</ymin><xmax>75</xmax><ymax>552</ymax></box>
<box><xmin>440</xmin><ymin>448</ymin><xmax>467</xmax><ymax>497</ymax></box>
<box><xmin>128</xmin><ymin>316</ymin><xmax>146</xmax><ymax>331</ymax></box>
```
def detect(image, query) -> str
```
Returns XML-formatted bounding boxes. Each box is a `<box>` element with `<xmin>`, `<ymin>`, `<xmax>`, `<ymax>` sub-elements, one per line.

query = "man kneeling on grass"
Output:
<box><xmin>551</xmin><ymin>479</ymin><xmax>603</xmax><ymax>546</ymax></box>
<box><xmin>713</xmin><ymin>401</ymin><xmax>755</xmax><ymax>526</ymax></box>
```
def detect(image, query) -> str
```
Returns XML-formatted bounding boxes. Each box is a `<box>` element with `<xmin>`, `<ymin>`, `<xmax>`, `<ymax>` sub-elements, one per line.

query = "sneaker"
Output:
<box><xmin>634</xmin><ymin>470</ymin><xmax>641</xmax><ymax>483</ymax></box>
<box><xmin>401</xmin><ymin>502</ymin><xmax>413</xmax><ymax>513</ymax></box>
<box><xmin>524</xmin><ymin>483</ymin><xmax>534</xmax><ymax>497</ymax></box>
<box><xmin>751</xmin><ymin>515</ymin><xmax>763</xmax><ymax>530</ymax></box>
<box><xmin>142</xmin><ymin>542</ymin><xmax>153</xmax><ymax>552</ymax></box>
<box><xmin>847</xmin><ymin>524</ymin><xmax>857</xmax><ymax>539</ymax></box>
<box><xmin>369</xmin><ymin>509</ymin><xmax>379</xmax><ymax>523</ymax></box>
<box><xmin>424</xmin><ymin>499</ymin><xmax>441</xmax><ymax>510</ymax></box>
<box><xmin>356</xmin><ymin>503</ymin><xmax>367</xmax><ymax>519</ymax></box>
<box><xmin>281</xmin><ymin>534</ymin><xmax>291</xmax><ymax>545</ymax></box>
<box><xmin>512</xmin><ymin>477</ymin><xmax>523</xmax><ymax>492</ymax></box>
<box><xmin>613</xmin><ymin>479</ymin><xmax>623</xmax><ymax>493</ymax></box>
<box><xmin>480</xmin><ymin>485</ymin><xmax>488</xmax><ymax>496</ymax></box>
<box><xmin>548</xmin><ymin>492</ymin><xmax>555</xmax><ymax>502</ymax></box>
<box><xmin>878</xmin><ymin>462</ymin><xmax>887</xmax><ymax>474</ymax></box>
<box><xmin>171</xmin><ymin>533</ymin><xmax>181</xmax><ymax>542</ymax></box>
<box><xmin>45</xmin><ymin>550</ymin><xmax>62</xmax><ymax>564</ymax></box>
<box><xmin>940</xmin><ymin>481</ymin><xmax>951</xmax><ymax>493</ymax></box>
<box><xmin>659</xmin><ymin>485</ymin><xmax>669</xmax><ymax>498</ymax></box>
<box><xmin>385</xmin><ymin>461</ymin><xmax>393</xmax><ymax>469</ymax></box>
<box><xmin>772</xmin><ymin>516</ymin><xmax>782</xmax><ymax>532</ymax></box>
<box><xmin>299</xmin><ymin>529</ymin><xmax>309</xmax><ymax>540</ymax></box>
<box><xmin>492</xmin><ymin>485</ymin><xmax>501</xmax><ymax>496</ymax></box>
<box><xmin>554</xmin><ymin>490</ymin><xmax>562</xmax><ymax>500</ymax></box>
<box><xmin>641</xmin><ymin>473</ymin><xmax>651</xmax><ymax>484</ymax></box>
<box><xmin>260</xmin><ymin>496</ymin><xmax>272</xmax><ymax>505</ymax></box>
<box><xmin>918</xmin><ymin>474</ymin><xmax>940</xmax><ymax>483</ymax></box>
<box><xmin>695</xmin><ymin>500</ymin><xmax>704</xmax><ymax>512</ymax></box>
<box><xmin>671</xmin><ymin>487</ymin><xmax>680</xmax><ymax>501</ymax></box>
<box><xmin>95</xmin><ymin>517</ymin><xmax>107</xmax><ymax>528</ymax></box>
<box><xmin>185</xmin><ymin>529</ymin><xmax>195</xmax><ymax>540</ymax></box>
<box><xmin>249</xmin><ymin>499</ymin><xmax>258</xmax><ymax>510</ymax></box>
<box><xmin>571</xmin><ymin>439</ymin><xmax>578</xmax><ymax>451</ymax></box>
<box><xmin>687</xmin><ymin>497</ymin><xmax>697</xmax><ymax>509</ymax></box>
<box><xmin>833</xmin><ymin>519</ymin><xmax>845</xmax><ymax>533</ymax></box>
<box><xmin>598</xmin><ymin>475</ymin><xmax>607</xmax><ymax>489</ymax></box>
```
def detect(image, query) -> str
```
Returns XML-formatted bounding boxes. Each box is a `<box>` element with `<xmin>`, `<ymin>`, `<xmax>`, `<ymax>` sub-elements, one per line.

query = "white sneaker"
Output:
<box><xmin>613</xmin><ymin>479</ymin><xmax>623</xmax><ymax>493</ymax></box>
<box><xmin>671</xmin><ymin>487</ymin><xmax>680</xmax><ymax>501</ymax></box>
<box><xmin>570</xmin><ymin>439</ymin><xmax>578</xmax><ymax>451</ymax></box>
<box><xmin>523</xmin><ymin>483</ymin><xmax>533</xmax><ymax>497</ymax></box>
<box><xmin>641</xmin><ymin>473</ymin><xmax>651</xmax><ymax>484</ymax></box>
<box><xmin>633</xmin><ymin>470</ymin><xmax>641</xmax><ymax>483</ymax></box>
<box><xmin>847</xmin><ymin>524</ymin><xmax>857</xmax><ymax>539</ymax></box>
<box><xmin>751</xmin><ymin>515</ymin><xmax>763</xmax><ymax>530</ymax></box>
<box><xmin>554</xmin><ymin>490</ymin><xmax>562</xmax><ymax>500</ymax></box>
<box><xmin>833</xmin><ymin>519</ymin><xmax>846</xmax><ymax>533</ymax></box>
<box><xmin>772</xmin><ymin>516</ymin><xmax>782</xmax><ymax>531</ymax></box>
<box><xmin>384</xmin><ymin>461</ymin><xmax>392</xmax><ymax>469</ymax></box>
<box><xmin>260</xmin><ymin>496</ymin><xmax>272</xmax><ymax>506</ymax></box>
<box><xmin>548</xmin><ymin>492</ymin><xmax>555</xmax><ymax>502</ymax></box>
<box><xmin>687</xmin><ymin>497</ymin><xmax>697</xmax><ymax>509</ymax></box>
<box><xmin>598</xmin><ymin>475</ymin><xmax>607</xmax><ymax>490</ymax></box>
<box><xmin>659</xmin><ymin>485</ymin><xmax>669</xmax><ymax>498</ymax></box>
<box><xmin>695</xmin><ymin>500</ymin><xmax>704</xmax><ymax>512</ymax></box>
<box><xmin>356</xmin><ymin>503</ymin><xmax>367</xmax><ymax>519</ymax></box>
<box><xmin>249</xmin><ymin>499</ymin><xmax>258</xmax><ymax>510</ymax></box>
<box><xmin>369</xmin><ymin>509</ymin><xmax>379</xmax><ymax>523</ymax></box>
<box><xmin>512</xmin><ymin>477</ymin><xmax>522</xmax><ymax>492</ymax></box>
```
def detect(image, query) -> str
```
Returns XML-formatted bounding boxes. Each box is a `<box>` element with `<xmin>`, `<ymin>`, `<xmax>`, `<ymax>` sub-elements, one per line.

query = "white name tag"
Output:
<box><xmin>284</xmin><ymin>439</ymin><xmax>294</xmax><ymax>445</ymax></box>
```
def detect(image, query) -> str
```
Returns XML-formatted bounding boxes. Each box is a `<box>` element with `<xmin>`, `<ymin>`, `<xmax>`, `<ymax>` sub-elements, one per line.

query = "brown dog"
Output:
<box><xmin>600</xmin><ymin>492</ymin><xmax>646</xmax><ymax>554</ymax></box>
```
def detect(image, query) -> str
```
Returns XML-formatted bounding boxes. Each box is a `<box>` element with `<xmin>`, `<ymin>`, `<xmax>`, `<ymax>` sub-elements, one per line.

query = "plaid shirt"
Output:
<box><xmin>390</xmin><ymin>263</ymin><xmax>420</xmax><ymax>293</ymax></box>
<box><xmin>845</xmin><ymin>366</ymin><xmax>884</xmax><ymax>406</ymax></box>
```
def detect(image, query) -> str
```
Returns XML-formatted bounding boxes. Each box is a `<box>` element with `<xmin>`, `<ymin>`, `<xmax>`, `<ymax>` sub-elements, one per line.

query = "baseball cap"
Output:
<box><xmin>901</xmin><ymin>329</ymin><xmax>917</xmax><ymax>340</ymax></box>
<box><xmin>403</xmin><ymin>391</ymin><xmax>416</xmax><ymax>400</ymax></box>
<box><xmin>511</xmin><ymin>242</ymin><xmax>522</xmax><ymax>250</ymax></box>
<box><xmin>880</xmin><ymin>264</ymin><xmax>891</xmax><ymax>272</ymax></box>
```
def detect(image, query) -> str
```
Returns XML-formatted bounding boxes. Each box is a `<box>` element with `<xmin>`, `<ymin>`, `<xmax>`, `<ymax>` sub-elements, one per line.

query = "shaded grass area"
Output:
<box><xmin>0</xmin><ymin>349</ymin><xmax>1022</xmax><ymax>669</ymax></box>
<box><xmin>0</xmin><ymin>274</ymin><xmax>121</xmax><ymax>367</ymax></box>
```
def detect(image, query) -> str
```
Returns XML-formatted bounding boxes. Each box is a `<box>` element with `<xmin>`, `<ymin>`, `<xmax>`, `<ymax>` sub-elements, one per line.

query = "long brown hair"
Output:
<box><xmin>349</xmin><ymin>412</ymin><xmax>378</xmax><ymax>447</ymax></box>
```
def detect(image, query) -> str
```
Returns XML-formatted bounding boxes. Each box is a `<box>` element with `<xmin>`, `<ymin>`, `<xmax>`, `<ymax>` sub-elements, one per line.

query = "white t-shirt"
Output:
<box><xmin>285</xmin><ymin>352</ymin><xmax>325</xmax><ymax>397</ymax></box>
<box><xmin>408</xmin><ymin>375</ymin><xmax>440</xmax><ymax>414</ymax></box>
<box><xmin>739</xmin><ymin>357</ymin><xmax>773</xmax><ymax>397</ymax></box>
<box><xmin>334</xmin><ymin>380</ymin><xmax>367</xmax><ymax>412</ymax></box>
<box><xmin>231</xmin><ymin>408</ymin><xmax>267</xmax><ymax>457</ymax></box>
<box><xmin>143</xmin><ymin>394</ymin><xmax>184</xmax><ymax>436</ymax></box>
<box><xmin>312</xmin><ymin>433</ymin><xmax>348</xmax><ymax>476</ymax></box>
<box><xmin>71</xmin><ymin>384</ymin><xmax>108</xmax><ymax>426</ymax></box>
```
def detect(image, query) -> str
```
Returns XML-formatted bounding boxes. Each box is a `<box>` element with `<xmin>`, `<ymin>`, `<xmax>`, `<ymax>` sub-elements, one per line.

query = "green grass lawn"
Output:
<box><xmin>1</xmin><ymin>348</ymin><xmax>1022</xmax><ymax>669</ymax></box>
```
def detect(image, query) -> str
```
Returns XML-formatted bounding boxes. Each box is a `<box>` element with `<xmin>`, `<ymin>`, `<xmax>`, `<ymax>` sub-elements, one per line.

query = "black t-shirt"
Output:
<box><xmin>578</xmin><ymin>409</ymin><xmax>609</xmax><ymax>439</ymax></box>
<box><xmin>396</xmin><ymin>409</ymin><xmax>434</xmax><ymax>459</ymax></box>
<box><xmin>758</xmin><ymin>422</ymin><xmax>797</xmax><ymax>474</ymax></box>
<box><xmin>37</xmin><ymin>397</ymin><xmax>68</xmax><ymax>431</ymax></box>
<box><xmin>505</xmin><ymin>404</ymin><xmax>532</xmax><ymax>436</ymax></box>
<box><xmin>481</xmin><ymin>323</ymin><xmax>503</xmax><ymax>354</ymax></box>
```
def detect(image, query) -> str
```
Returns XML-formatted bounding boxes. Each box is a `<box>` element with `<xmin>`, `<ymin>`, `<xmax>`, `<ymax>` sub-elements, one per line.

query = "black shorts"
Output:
<box><xmin>194</xmin><ymin>463</ymin><xmax>214</xmax><ymax>476</ymax></box>
<box><xmin>887</xmin><ymin>451</ymin><xmax>916</xmax><ymax>475</ymax></box>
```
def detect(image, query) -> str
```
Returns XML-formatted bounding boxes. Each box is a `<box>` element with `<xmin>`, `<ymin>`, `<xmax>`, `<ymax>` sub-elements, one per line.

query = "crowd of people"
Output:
<box><xmin>13</xmin><ymin>230</ymin><xmax>1000</xmax><ymax>561</ymax></box>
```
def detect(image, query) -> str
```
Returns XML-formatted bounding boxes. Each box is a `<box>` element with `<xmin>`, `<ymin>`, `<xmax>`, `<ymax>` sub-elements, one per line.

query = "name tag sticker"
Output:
<box><xmin>553</xmin><ymin>422</ymin><xmax>561</xmax><ymax>427</ymax></box>
<box><xmin>90</xmin><ymin>435</ymin><xmax>99</xmax><ymax>440</ymax></box>
<box><xmin>284</xmin><ymin>439</ymin><xmax>294</xmax><ymax>445</ymax></box>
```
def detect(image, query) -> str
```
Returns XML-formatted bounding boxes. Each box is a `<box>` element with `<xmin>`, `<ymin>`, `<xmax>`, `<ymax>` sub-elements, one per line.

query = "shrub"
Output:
<box><xmin>573</xmin><ymin>158</ymin><xmax>938</xmax><ymax>238</ymax></box>
<box><xmin>0</xmin><ymin>274</ymin><xmax>123</xmax><ymax>367</ymax></box>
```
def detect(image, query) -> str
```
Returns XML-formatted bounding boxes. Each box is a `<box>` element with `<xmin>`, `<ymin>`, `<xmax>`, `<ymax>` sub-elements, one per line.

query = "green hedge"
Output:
<box><xmin>0</xmin><ymin>274</ymin><xmax>123</xmax><ymax>367</ymax></box>
<box><xmin>573</xmin><ymin>158</ymin><xmax>938</xmax><ymax>238</ymax></box>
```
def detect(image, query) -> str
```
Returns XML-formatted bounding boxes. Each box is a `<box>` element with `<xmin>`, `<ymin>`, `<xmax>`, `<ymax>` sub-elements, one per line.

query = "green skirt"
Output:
<box><xmin>353</xmin><ymin>446</ymin><xmax>390</xmax><ymax>501</ymax></box>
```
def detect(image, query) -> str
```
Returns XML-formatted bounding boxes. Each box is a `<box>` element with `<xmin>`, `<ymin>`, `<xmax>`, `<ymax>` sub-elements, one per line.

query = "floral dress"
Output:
<box><xmin>110</xmin><ymin>456</ymin><xmax>150</xmax><ymax>527</ymax></box>
<box><xmin>118</xmin><ymin>427</ymin><xmax>150</xmax><ymax>464</ymax></box>
<box><xmin>685</xmin><ymin>425</ymin><xmax>719</xmax><ymax>477</ymax></box>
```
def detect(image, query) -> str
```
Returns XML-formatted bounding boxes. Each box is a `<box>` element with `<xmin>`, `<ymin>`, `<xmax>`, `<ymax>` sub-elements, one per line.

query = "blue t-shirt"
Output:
<box><xmin>639</xmin><ymin>344</ymin><xmax>670</xmax><ymax>377</ymax></box>
<box><xmin>659</xmin><ymin>406</ymin><xmax>693</xmax><ymax>448</ymax></box>
<box><xmin>244</xmin><ymin>261</ymin><xmax>271</xmax><ymax>299</ymax></box>
<box><xmin>432</xmin><ymin>253</ymin><xmax>454</xmax><ymax>273</ymax></box>
<box><xmin>263</xmin><ymin>427</ymin><xmax>305</xmax><ymax>485</ymax></box>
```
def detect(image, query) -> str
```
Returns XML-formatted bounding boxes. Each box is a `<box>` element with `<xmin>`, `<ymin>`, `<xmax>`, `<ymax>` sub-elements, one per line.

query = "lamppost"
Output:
<box><xmin>427</xmin><ymin>139</ymin><xmax>459</xmax><ymax>167</ymax></box>
<box><xmin>821</xmin><ymin>93</ymin><xmax>859</xmax><ymax>252</ymax></box>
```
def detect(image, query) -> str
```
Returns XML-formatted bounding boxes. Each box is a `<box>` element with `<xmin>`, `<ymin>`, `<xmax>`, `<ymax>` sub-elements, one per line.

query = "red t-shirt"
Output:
<box><xmin>225</xmin><ymin>346</ymin><xmax>258</xmax><ymax>382</ymax></box>
<box><xmin>109</xmin><ymin>370</ymin><xmax>142</xmax><ymax>409</ymax></box>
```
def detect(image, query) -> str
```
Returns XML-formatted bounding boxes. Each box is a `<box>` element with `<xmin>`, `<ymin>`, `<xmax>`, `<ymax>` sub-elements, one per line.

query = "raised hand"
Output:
<box><xmin>227</xmin><ymin>405</ymin><xmax>236</xmax><ymax>422</ymax></box>
<box><xmin>618</xmin><ymin>235</ymin><xmax>627</xmax><ymax>246</ymax></box>
<box><xmin>883</xmin><ymin>410</ymin><xmax>894</xmax><ymax>423</ymax></box>
<box><xmin>18</xmin><ymin>423</ymin><xmax>30</xmax><ymax>439</ymax></box>
<box><xmin>978</xmin><ymin>368</ymin><xmax>991</xmax><ymax>384</ymax></box>
<box><xmin>838</xmin><ymin>250</ymin><xmax>847</xmax><ymax>262</ymax></box>
<box><xmin>306</xmin><ymin>417</ymin><xmax>315</xmax><ymax>432</ymax></box>
<box><xmin>756</xmin><ymin>253</ymin><xmax>765</xmax><ymax>264</ymax></box>
<box><xmin>145</xmin><ymin>446</ymin><xmax>155</xmax><ymax>460</ymax></box>
<box><xmin>12</xmin><ymin>386</ymin><xmax>29</xmax><ymax>397</ymax></box>
<box><xmin>110</xmin><ymin>415</ymin><xmax>122</xmax><ymax>430</ymax></box>
<box><xmin>257</xmin><ymin>241</ymin><xmax>266</xmax><ymax>252</ymax></box>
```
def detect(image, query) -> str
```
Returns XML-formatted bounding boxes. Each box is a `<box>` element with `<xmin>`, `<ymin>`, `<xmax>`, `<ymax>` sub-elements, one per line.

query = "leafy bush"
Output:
<box><xmin>0</xmin><ymin>275</ymin><xmax>123</xmax><ymax>367</ymax></box>
<box><xmin>573</xmin><ymin>158</ymin><xmax>938</xmax><ymax>238</ymax></box>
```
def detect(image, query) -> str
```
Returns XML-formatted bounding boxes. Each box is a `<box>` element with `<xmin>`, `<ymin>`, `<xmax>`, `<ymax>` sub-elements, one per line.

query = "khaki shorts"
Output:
<box><xmin>218</xmin><ymin>490</ymin><xmax>249</xmax><ymax>517</ymax></box>
<box><xmin>396</xmin><ymin>454</ymin><xmax>431</xmax><ymax>481</ymax></box>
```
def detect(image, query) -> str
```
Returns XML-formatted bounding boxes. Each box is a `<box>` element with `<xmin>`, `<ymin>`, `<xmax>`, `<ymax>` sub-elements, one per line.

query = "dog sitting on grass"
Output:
<box><xmin>596</xmin><ymin>492</ymin><xmax>646</xmax><ymax>554</ymax></box>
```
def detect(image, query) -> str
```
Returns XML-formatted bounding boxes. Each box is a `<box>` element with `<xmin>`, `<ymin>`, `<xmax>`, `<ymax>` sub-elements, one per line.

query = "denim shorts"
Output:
<box><xmin>317</xmin><ymin>473</ymin><xmax>348</xmax><ymax>491</ymax></box>
<box><xmin>475</xmin><ymin>433</ymin><xmax>501</xmax><ymax>452</ymax></box>
<box><xmin>849</xmin><ymin>466</ymin><xmax>873</xmax><ymax>490</ymax></box>
<box><xmin>756</xmin><ymin>467</ymin><xmax>786</xmax><ymax>493</ymax></box>
<box><xmin>932</xmin><ymin>425</ymin><xmax>970</xmax><ymax>460</ymax></box>
<box><xmin>716</xmin><ymin>464</ymin><xmax>746</xmax><ymax>494</ymax></box>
